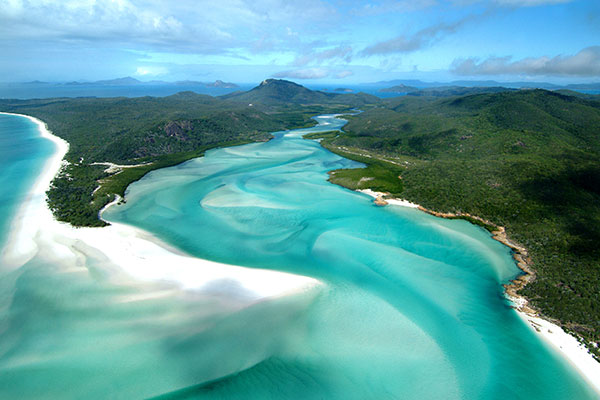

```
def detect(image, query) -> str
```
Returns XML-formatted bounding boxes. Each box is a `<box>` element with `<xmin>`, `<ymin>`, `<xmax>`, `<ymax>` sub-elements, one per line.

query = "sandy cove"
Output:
<box><xmin>360</xmin><ymin>188</ymin><xmax>600</xmax><ymax>393</ymax></box>
<box><xmin>0</xmin><ymin>112</ymin><xmax>321</xmax><ymax>309</ymax></box>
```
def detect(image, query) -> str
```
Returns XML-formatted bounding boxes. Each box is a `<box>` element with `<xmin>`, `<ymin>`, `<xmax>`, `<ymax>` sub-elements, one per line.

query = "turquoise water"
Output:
<box><xmin>0</xmin><ymin>114</ymin><xmax>55</xmax><ymax>246</ymax></box>
<box><xmin>0</xmin><ymin>114</ymin><xmax>597</xmax><ymax>399</ymax></box>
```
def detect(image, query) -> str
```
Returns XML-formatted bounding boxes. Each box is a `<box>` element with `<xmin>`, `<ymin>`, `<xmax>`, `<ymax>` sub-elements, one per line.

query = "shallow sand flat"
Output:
<box><xmin>0</xmin><ymin>112</ymin><xmax>321</xmax><ymax>306</ymax></box>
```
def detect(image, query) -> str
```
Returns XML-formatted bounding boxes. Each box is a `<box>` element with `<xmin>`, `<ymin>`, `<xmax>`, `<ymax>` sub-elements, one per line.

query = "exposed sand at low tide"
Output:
<box><xmin>0</xmin><ymin>112</ymin><xmax>321</xmax><ymax>309</ymax></box>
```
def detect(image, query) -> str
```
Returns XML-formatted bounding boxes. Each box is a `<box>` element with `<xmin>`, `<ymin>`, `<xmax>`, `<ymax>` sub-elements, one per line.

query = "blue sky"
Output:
<box><xmin>0</xmin><ymin>0</ymin><xmax>598</xmax><ymax>84</ymax></box>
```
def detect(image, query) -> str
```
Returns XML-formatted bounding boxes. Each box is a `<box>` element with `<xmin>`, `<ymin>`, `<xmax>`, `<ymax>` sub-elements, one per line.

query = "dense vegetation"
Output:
<box><xmin>315</xmin><ymin>89</ymin><xmax>600</xmax><ymax>356</ymax></box>
<box><xmin>0</xmin><ymin>82</ymin><xmax>376</xmax><ymax>226</ymax></box>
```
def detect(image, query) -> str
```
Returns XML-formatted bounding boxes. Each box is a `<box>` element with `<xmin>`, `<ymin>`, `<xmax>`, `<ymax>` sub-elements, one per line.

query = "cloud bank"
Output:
<box><xmin>0</xmin><ymin>0</ymin><xmax>337</xmax><ymax>54</ymax></box>
<box><xmin>452</xmin><ymin>46</ymin><xmax>600</xmax><ymax>77</ymax></box>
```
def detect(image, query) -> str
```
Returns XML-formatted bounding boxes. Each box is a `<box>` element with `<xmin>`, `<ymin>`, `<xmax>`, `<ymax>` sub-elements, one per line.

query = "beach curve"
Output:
<box><xmin>359</xmin><ymin>187</ymin><xmax>600</xmax><ymax>394</ymax></box>
<box><xmin>0</xmin><ymin>112</ymin><xmax>322</xmax><ymax>306</ymax></box>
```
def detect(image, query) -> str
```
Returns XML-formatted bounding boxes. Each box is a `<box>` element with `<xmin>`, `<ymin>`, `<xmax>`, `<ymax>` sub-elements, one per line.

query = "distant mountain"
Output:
<box><xmin>563</xmin><ymin>83</ymin><xmax>600</xmax><ymax>91</ymax></box>
<box><xmin>23</xmin><ymin>80</ymin><xmax>50</xmax><ymax>85</ymax></box>
<box><xmin>93</xmin><ymin>77</ymin><xmax>144</xmax><ymax>86</ymax></box>
<box><xmin>334</xmin><ymin>88</ymin><xmax>354</xmax><ymax>93</ymax></box>
<box><xmin>206</xmin><ymin>80</ymin><xmax>238</xmax><ymax>88</ymax></box>
<box><xmin>60</xmin><ymin>77</ymin><xmax>243</xmax><ymax>89</ymax></box>
<box><xmin>65</xmin><ymin>77</ymin><xmax>144</xmax><ymax>86</ymax></box>
<box><xmin>221</xmin><ymin>79</ymin><xmax>335</xmax><ymax>105</ymax></box>
<box><xmin>366</xmin><ymin>79</ymin><xmax>569</xmax><ymax>90</ymax></box>
<box><xmin>379</xmin><ymin>84</ymin><xmax>418</xmax><ymax>93</ymax></box>
<box><xmin>221</xmin><ymin>79</ymin><xmax>379</xmax><ymax>107</ymax></box>
<box><xmin>407</xmin><ymin>86</ymin><xmax>514</xmax><ymax>97</ymax></box>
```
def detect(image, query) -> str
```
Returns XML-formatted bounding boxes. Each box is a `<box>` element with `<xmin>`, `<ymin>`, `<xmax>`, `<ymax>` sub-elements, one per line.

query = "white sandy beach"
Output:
<box><xmin>0</xmin><ymin>112</ymin><xmax>321</xmax><ymax>308</ymax></box>
<box><xmin>360</xmin><ymin>186</ymin><xmax>600</xmax><ymax>394</ymax></box>
<box><xmin>515</xmin><ymin>306</ymin><xmax>600</xmax><ymax>393</ymax></box>
<box><xmin>358</xmin><ymin>188</ymin><xmax>421</xmax><ymax>208</ymax></box>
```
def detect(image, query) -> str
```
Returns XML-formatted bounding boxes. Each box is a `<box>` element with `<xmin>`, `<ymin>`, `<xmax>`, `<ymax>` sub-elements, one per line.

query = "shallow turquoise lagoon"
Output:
<box><xmin>0</xmin><ymin>114</ymin><xmax>597</xmax><ymax>399</ymax></box>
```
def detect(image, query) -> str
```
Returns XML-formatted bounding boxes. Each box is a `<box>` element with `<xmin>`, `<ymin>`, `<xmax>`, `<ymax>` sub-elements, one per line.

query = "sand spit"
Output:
<box><xmin>358</xmin><ymin>189</ymin><xmax>421</xmax><ymax>208</ymax></box>
<box><xmin>90</xmin><ymin>161</ymin><xmax>153</xmax><ymax>174</ymax></box>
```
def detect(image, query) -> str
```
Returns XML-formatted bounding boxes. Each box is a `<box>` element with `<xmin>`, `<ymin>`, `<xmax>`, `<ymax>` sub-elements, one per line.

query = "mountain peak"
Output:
<box><xmin>260</xmin><ymin>78</ymin><xmax>301</xmax><ymax>87</ymax></box>
<box><xmin>222</xmin><ymin>77</ymin><xmax>378</xmax><ymax>107</ymax></box>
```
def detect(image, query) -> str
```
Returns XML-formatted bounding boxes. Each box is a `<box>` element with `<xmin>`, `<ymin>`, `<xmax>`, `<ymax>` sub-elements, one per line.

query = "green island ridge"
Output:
<box><xmin>1</xmin><ymin>79</ymin><xmax>599</xmax><ymax>360</ymax></box>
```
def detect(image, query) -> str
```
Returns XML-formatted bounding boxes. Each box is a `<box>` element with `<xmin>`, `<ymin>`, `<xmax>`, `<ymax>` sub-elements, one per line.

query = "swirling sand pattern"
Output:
<box><xmin>0</xmin><ymin>114</ymin><xmax>595</xmax><ymax>399</ymax></box>
<box><xmin>106</xmin><ymin>115</ymin><xmax>597</xmax><ymax>399</ymax></box>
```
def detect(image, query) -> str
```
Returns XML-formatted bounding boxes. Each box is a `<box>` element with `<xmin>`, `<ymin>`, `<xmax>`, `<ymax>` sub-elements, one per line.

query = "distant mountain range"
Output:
<box><xmin>54</xmin><ymin>77</ymin><xmax>239</xmax><ymax>88</ymax></box>
<box><xmin>370</xmin><ymin>79</ymin><xmax>600</xmax><ymax>91</ymax></box>
<box><xmin>19</xmin><ymin>77</ymin><xmax>600</xmax><ymax>91</ymax></box>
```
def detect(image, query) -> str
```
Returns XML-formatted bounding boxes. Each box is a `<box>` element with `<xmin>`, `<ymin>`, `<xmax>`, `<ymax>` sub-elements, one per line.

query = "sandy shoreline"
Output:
<box><xmin>358</xmin><ymin>189</ymin><xmax>420</xmax><ymax>208</ymax></box>
<box><xmin>360</xmin><ymin>188</ymin><xmax>600</xmax><ymax>393</ymax></box>
<box><xmin>0</xmin><ymin>112</ymin><xmax>321</xmax><ymax>307</ymax></box>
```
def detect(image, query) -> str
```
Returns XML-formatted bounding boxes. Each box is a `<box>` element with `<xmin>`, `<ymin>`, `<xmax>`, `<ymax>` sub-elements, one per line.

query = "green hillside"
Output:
<box><xmin>379</xmin><ymin>84</ymin><xmax>419</xmax><ymax>93</ymax></box>
<box><xmin>407</xmin><ymin>86</ymin><xmax>514</xmax><ymax>98</ymax></box>
<box><xmin>318</xmin><ymin>89</ymin><xmax>600</xmax><ymax>355</ymax></box>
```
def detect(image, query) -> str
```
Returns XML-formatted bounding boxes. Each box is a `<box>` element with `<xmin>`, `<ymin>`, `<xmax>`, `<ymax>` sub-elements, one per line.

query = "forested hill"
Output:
<box><xmin>222</xmin><ymin>78</ymin><xmax>379</xmax><ymax>107</ymax></box>
<box><xmin>3</xmin><ymin>93</ymin><xmax>282</xmax><ymax>164</ymax></box>
<box><xmin>319</xmin><ymin>89</ymin><xmax>600</xmax><ymax>356</ymax></box>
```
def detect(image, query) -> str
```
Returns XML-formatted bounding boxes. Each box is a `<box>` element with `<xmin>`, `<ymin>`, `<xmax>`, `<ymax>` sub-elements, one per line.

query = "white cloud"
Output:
<box><xmin>451</xmin><ymin>46</ymin><xmax>600</xmax><ymax>77</ymax></box>
<box><xmin>361</xmin><ymin>16</ymin><xmax>473</xmax><ymax>55</ymax></box>
<box><xmin>135</xmin><ymin>66</ymin><xmax>168</xmax><ymax>76</ymax></box>
<box><xmin>273</xmin><ymin>67</ymin><xmax>353</xmax><ymax>80</ymax></box>
<box><xmin>335</xmin><ymin>70</ymin><xmax>354</xmax><ymax>79</ymax></box>
<box><xmin>0</xmin><ymin>0</ymin><xmax>338</xmax><ymax>55</ymax></box>
<box><xmin>273</xmin><ymin>68</ymin><xmax>330</xmax><ymax>79</ymax></box>
<box><xmin>293</xmin><ymin>45</ymin><xmax>353</xmax><ymax>66</ymax></box>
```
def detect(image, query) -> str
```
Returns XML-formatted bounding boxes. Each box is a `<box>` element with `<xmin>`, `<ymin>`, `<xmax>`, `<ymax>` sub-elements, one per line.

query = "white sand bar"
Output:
<box><xmin>0</xmin><ymin>112</ymin><xmax>321</xmax><ymax>307</ymax></box>
<box><xmin>358</xmin><ymin>189</ymin><xmax>421</xmax><ymax>208</ymax></box>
